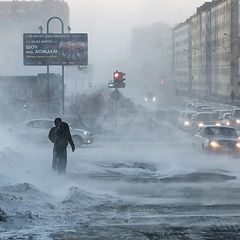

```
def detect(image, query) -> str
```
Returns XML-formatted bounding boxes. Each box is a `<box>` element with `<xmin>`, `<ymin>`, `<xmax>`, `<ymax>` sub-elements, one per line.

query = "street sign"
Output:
<box><xmin>23</xmin><ymin>33</ymin><xmax>88</xmax><ymax>66</ymax></box>
<box><xmin>108</xmin><ymin>82</ymin><xmax>115</xmax><ymax>88</ymax></box>
<box><xmin>108</xmin><ymin>81</ymin><xmax>126</xmax><ymax>89</ymax></box>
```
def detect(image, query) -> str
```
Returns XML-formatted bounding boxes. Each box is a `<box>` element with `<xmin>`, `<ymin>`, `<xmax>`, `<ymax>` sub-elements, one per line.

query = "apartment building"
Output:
<box><xmin>173</xmin><ymin>19</ymin><xmax>192</xmax><ymax>95</ymax></box>
<box><xmin>191</xmin><ymin>12</ymin><xmax>203</xmax><ymax>96</ymax></box>
<box><xmin>173</xmin><ymin>0</ymin><xmax>240</xmax><ymax>98</ymax></box>
<box><xmin>0</xmin><ymin>73</ymin><xmax>62</xmax><ymax>117</ymax></box>
<box><xmin>130</xmin><ymin>23</ymin><xmax>172</xmax><ymax>90</ymax></box>
<box><xmin>0</xmin><ymin>0</ymin><xmax>69</xmax><ymax>75</ymax></box>
<box><xmin>211</xmin><ymin>0</ymin><xmax>232</xmax><ymax>97</ymax></box>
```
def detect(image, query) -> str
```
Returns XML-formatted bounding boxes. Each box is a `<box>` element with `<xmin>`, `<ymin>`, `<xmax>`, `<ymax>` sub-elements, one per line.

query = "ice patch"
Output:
<box><xmin>160</xmin><ymin>172</ymin><xmax>237</xmax><ymax>183</ymax></box>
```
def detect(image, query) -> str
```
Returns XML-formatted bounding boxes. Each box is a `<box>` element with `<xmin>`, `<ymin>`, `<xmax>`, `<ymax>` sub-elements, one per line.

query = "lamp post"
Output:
<box><xmin>39</xmin><ymin>26</ymin><xmax>43</xmax><ymax>33</ymax></box>
<box><xmin>46</xmin><ymin>17</ymin><xmax>65</xmax><ymax>116</ymax></box>
<box><xmin>67</xmin><ymin>26</ymin><xmax>71</xmax><ymax>33</ymax></box>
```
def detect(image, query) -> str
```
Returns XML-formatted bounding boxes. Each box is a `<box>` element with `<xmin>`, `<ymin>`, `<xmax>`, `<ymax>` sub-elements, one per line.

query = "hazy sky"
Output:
<box><xmin>66</xmin><ymin>0</ymin><xmax>206</xmax><ymax>31</ymax></box>
<box><xmin>65</xmin><ymin>0</ymin><xmax>206</xmax><ymax>60</ymax></box>
<box><xmin>63</xmin><ymin>0</ymin><xmax>207</xmax><ymax>89</ymax></box>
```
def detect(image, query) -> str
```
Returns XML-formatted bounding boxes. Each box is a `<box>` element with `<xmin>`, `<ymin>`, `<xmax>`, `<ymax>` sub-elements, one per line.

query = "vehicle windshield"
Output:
<box><xmin>224</xmin><ymin>114</ymin><xmax>232</xmax><ymax>120</ymax></box>
<box><xmin>185</xmin><ymin>112</ymin><xmax>195</xmax><ymax>119</ymax></box>
<box><xmin>205</xmin><ymin>127</ymin><xmax>238</xmax><ymax>138</ymax></box>
<box><xmin>197</xmin><ymin>113</ymin><xmax>218</xmax><ymax>121</ymax></box>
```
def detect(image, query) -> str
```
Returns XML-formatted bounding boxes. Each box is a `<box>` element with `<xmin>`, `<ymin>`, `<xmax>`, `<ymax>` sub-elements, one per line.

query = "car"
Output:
<box><xmin>200</xmin><ymin>107</ymin><xmax>215</xmax><ymax>112</ymax></box>
<box><xmin>231</xmin><ymin>108</ymin><xmax>240</xmax><ymax>120</ymax></box>
<box><xmin>221</xmin><ymin>113</ymin><xmax>234</xmax><ymax>126</ymax></box>
<box><xmin>9</xmin><ymin>119</ymin><xmax>93</xmax><ymax>147</ymax></box>
<box><xmin>216</xmin><ymin>109</ymin><xmax>232</xmax><ymax>120</ymax></box>
<box><xmin>178</xmin><ymin>111</ymin><xmax>196</xmax><ymax>130</ymax></box>
<box><xmin>190</xmin><ymin>112</ymin><xmax>220</xmax><ymax>133</ymax></box>
<box><xmin>230</xmin><ymin>108</ymin><xmax>240</xmax><ymax>129</ymax></box>
<box><xmin>185</xmin><ymin>101</ymin><xmax>205</xmax><ymax>111</ymax></box>
<box><xmin>194</xmin><ymin>104</ymin><xmax>211</xmax><ymax>112</ymax></box>
<box><xmin>193</xmin><ymin>125</ymin><xmax>240</xmax><ymax>155</ymax></box>
<box><xmin>144</xmin><ymin>92</ymin><xmax>157</xmax><ymax>102</ymax></box>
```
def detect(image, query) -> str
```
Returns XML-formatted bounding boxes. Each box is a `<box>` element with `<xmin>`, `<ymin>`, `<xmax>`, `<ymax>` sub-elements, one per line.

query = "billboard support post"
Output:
<box><xmin>24</xmin><ymin>19</ymin><xmax>88</xmax><ymax>117</ymax></box>
<box><xmin>47</xmin><ymin>65</ymin><xmax>50</xmax><ymax>114</ymax></box>
<box><xmin>47</xmin><ymin>16</ymin><xmax>65</xmax><ymax>116</ymax></box>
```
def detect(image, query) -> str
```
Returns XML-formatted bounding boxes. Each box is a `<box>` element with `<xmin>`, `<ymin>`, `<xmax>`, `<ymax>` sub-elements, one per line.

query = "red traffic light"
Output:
<box><xmin>113</xmin><ymin>71</ymin><xmax>121</xmax><ymax>80</ymax></box>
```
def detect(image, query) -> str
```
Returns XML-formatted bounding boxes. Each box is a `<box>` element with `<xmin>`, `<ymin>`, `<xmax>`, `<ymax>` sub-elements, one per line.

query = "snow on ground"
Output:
<box><xmin>1</xmin><ymin>100</ymin><xmax>240</xmax><ymax>239</ymax></box>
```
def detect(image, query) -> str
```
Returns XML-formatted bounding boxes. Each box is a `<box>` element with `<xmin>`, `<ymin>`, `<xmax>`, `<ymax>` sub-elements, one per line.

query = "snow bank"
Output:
<box><xmin>61</xmin><ymin>186</ymin><xmax>114</xmax><ymax>210</ymax></box>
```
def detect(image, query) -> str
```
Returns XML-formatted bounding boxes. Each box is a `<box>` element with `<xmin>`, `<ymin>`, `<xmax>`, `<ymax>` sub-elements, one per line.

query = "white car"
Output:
<box><xmin>194</xmin><ymin>104</ymin><xmax>211</xmax><ymax>112</ymax></box>
<box><xmin>193</xmin><ymin>125</ymin><xmax>240</xmax><ymax>155</ymax></box>
<box><xmin>190</xmin><ymin>112</ymin><xmax>220</xmax><ymax>133</ymax></box>
<box><xmin>9</xmin><ymin>119</ymin><xmax>93</xmax><ymax>147</ymax></box>
<box><xmin>178</xmin><ymin>111</ymin><xmax>196</xmax><ymax>130</ymax></box>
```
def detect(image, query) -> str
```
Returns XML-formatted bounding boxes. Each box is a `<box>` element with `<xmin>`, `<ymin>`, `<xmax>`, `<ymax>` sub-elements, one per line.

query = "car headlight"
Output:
<box><xmin>144</xmin><ymin>97</ymin><xmax>148</xmax><ymax>102</ymax></box>
<box><xmin>184</xmin><ymin>121</ymin><xmax>190</xmax><ymax>126</ymax></box>
<box><xmin>236</xmin><ymin>143</ymin><xmax>240</xmax><ymax>148</ymax></box>
<box><xmin>216</xmin><ymin>123</ymin><xmax>221</xmax><ymax>126</ymax></box>
<box><xmin>226</xmin><ymin>121</ymin><xmax>230</xmax><ymax>126</ymax></box>
<box><xmin>152</xmin><ymin>97</ymin><xmax>156</xmax><ymax>102</ymax></box>
<box><xmin>198</xmin><ymin>123</ymin><xmax>204</xmax><ymax>128</ymax></box>
<box><xmin>84</xmin><ymin>131</ymin><xmax>87</xmax><ymax>135</ymax></box>
<box><xmin>236</xmin><ymin>119</ymin><xmax>240</xmax><ymax>124</ymax></box>
<box><xmin>210</xmin><ymin>141</ymin><xmax>220</xmax><ymax>149</ymax></box>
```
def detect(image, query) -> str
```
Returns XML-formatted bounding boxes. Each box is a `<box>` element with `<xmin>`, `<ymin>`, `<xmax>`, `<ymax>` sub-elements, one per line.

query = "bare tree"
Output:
<box><xmin>69</xmin><ymin>89</ymin><xmax>106</xmax><ymax>128</ymax></box>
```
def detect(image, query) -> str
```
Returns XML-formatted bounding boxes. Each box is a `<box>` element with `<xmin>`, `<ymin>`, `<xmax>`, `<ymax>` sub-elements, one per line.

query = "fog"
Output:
<box><xmin>65</xmin><ymin>0</ymin><xmax>207</xmax><ymax>92</ymax></box>
<box><xmin>2</xmin><ymin>0</ymin><xmax>240</xmax><ymax>239</ymax></box>
<box><xmin>0</xmin><ymin>0</ymin><xmax>207</xmax><ymax>95</ymax></box>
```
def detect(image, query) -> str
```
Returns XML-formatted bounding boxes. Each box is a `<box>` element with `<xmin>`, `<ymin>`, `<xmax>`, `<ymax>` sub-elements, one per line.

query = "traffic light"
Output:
<box><xmin>111</xmin><ymin>70</ymin><xmax>126</xmax><ymax>88</ymax></box>
<box><xmin>113</xmin><ymin>71</ymin><xmax>121</xmax><ymax>81</ymax></box>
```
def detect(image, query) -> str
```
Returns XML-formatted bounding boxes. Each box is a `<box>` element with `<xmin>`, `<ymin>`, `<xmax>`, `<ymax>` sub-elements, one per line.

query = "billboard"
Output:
<box><xmin>23</xmin><ymin>33</ymin><xmax>88</xmax><ymax>66</ymax></box>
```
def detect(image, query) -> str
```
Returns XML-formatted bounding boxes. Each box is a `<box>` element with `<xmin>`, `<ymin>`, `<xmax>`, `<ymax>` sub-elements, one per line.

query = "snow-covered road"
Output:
<box><xmin>1</xmin><ymin>110</ymin><xmax>240</xmax><ymax>239</ymax></box>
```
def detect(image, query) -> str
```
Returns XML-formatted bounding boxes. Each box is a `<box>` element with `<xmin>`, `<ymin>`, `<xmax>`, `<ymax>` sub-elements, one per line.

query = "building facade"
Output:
<box><xmin>211</xmin><ymin>0</ymin><xmax>232</xmax><ymax>97</ymax></box>
<box><xmin>0</xmin><ymin>0</ymin><xmax>69</xmax><ymax>75</ymax></box>
<box><xmin>130</xmin><ymin>23</ymin><xmax>172</xmax><ymax>91</ymax></box>
<box><xmin>0</xmin><ymin>0</ymin><xmax>69</xmax><ymax>32</ymax></box>
<box><xmin>172</xmin><ymin>0</ymin><xmax>240</xmax><ymax>99</ymax></box>
<box><xmin>0</xmin><ymin>73</ymin><xmax>62</xmax><ymax>119</ymax></box>
<box><xmin>173</xmin><ymin>19</ymin><xmax>192</xmax><ymax>95</ymax></box>
<box><xmin>191</xmin><ymin>13</ymin><xmax>203</xmax><ymax>96</ymax></box>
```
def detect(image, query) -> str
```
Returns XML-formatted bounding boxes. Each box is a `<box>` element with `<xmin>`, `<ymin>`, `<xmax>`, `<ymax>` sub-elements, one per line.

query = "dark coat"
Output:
<box><xmin>48</xmin><ymin>127</ymin><xmax>57</xmax><ymax>143</ymax></box>
<box><xmin>55</xmin><ymin>122</ymin><xmax>75</xmax><ymax>150</ymax></box>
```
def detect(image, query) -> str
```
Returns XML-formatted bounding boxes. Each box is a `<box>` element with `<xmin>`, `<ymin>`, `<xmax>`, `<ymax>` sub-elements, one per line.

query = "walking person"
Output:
<box><xmin>48</xmin><ymin>118</ymin><xmax>75</xmax><ymax>173</ymax></box>
<box><xmin>230</xmin><ymin>90</ymin><xmax>235</xmax><ymax>103</ymax></box>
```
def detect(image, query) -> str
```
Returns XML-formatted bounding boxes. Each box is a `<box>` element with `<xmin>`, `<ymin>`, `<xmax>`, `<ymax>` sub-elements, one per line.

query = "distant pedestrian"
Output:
<box><xmin>48</xmin><ymin>118</ymin><xmax>75</xmax><ymax>173</ymax></box>
<box><xmin>230</xmin><ymin>90</ymin><xmax>235</xmax><ymax>103</ymax></box>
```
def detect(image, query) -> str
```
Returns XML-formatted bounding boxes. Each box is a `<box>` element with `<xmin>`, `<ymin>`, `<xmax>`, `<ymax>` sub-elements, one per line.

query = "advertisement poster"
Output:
<box><xmin>23</xmin><ymin>33</ymin><xmax>88</xmax><ymax>66</ymax></box>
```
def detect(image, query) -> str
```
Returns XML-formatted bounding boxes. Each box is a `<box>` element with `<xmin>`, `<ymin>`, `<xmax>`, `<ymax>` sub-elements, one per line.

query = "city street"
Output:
<box><xmin>2</xmin><ymin>0</ymin><xmax>240</xmax><ymax>239</ymax></box>
<box><xmin>1</xmin><ymin>98</ymin><xmax>240</xmax><ymax>239</ymax></box>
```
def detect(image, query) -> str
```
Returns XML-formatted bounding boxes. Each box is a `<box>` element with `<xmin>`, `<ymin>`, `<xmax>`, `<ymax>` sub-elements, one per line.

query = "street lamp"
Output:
<box><xmin>67</xmin><ymin>26</ymin><xmax>71</xmax><ymax>33</ymax></box>
<box><xmin>39</xmin><ymin>26</ymin><xmax>43</xmax><ymax>33</ymax></box>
